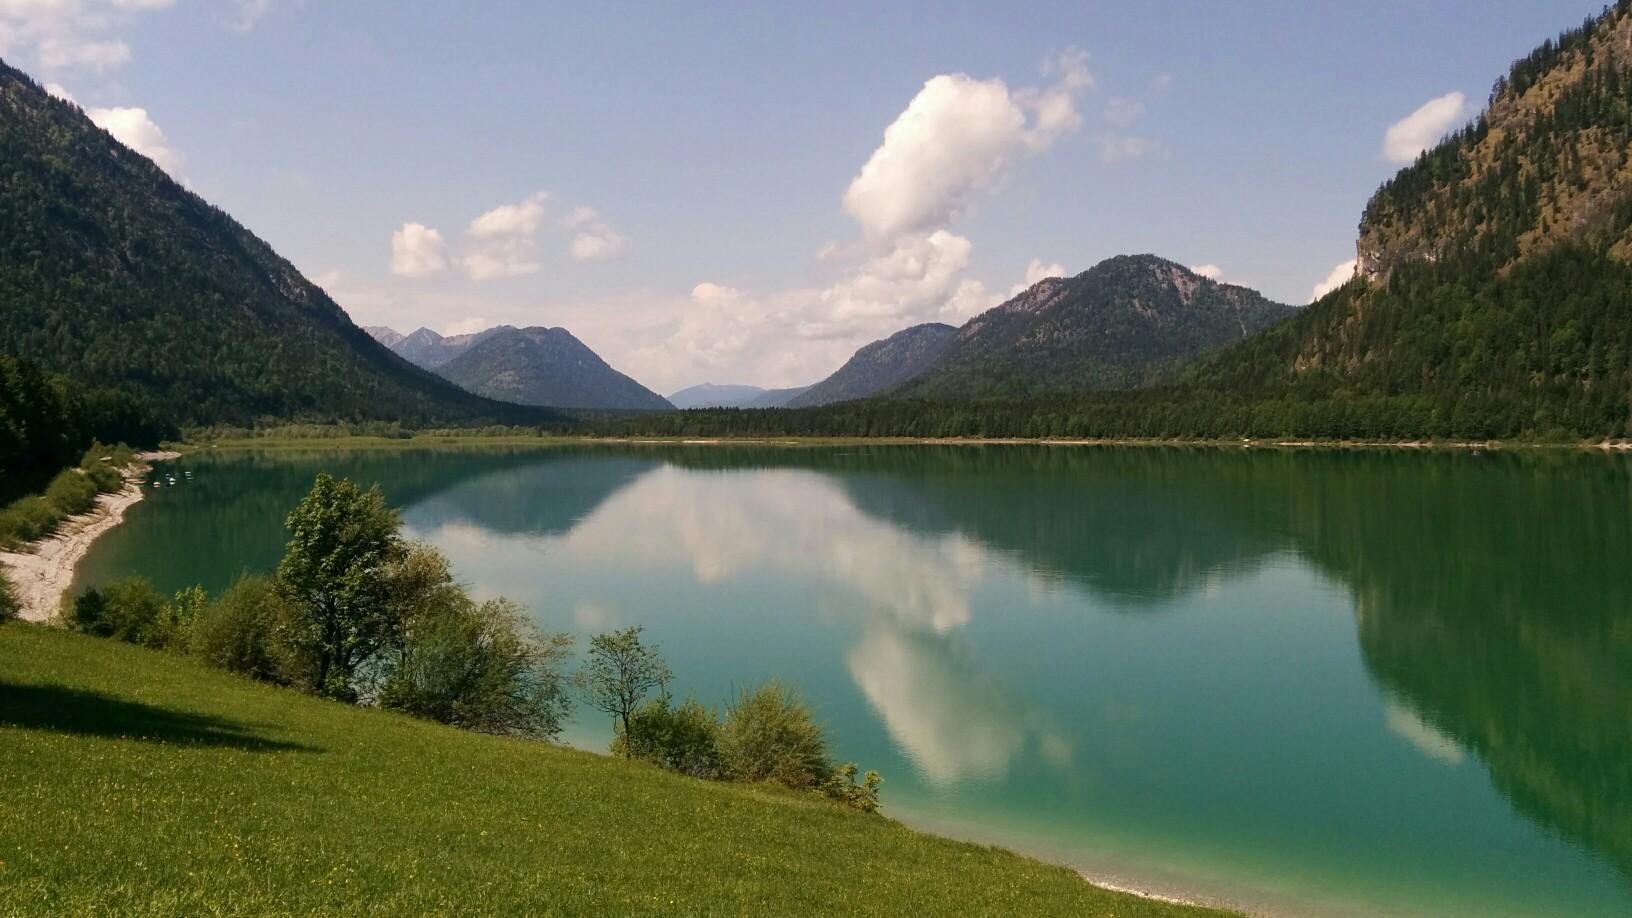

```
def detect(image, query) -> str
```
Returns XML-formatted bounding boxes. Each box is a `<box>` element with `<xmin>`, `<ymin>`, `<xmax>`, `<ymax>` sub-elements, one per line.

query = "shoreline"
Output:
<box><xmin>0</xmin><ymin>452</ymin><xmax>177</xmax><ymax>622</ymax></box>
<box><xmin>187</xmin><ymin>433</ymin><xmax>1632</xmax><ymax>453</ymax></box>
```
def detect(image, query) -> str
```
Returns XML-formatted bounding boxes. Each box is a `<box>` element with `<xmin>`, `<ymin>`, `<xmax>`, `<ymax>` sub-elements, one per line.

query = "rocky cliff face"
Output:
<box><xmin>1355</xmin><ymin>5</ymin><xmax>1632</xmax><ymax>284</ymax></box>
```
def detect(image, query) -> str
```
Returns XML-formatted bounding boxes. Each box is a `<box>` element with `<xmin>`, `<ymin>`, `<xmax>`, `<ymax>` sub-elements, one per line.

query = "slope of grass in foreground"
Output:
<box><xmin>0</xmin><ymin>625</ymin><xmax>1223</xmax><ymax>916</ymax></box>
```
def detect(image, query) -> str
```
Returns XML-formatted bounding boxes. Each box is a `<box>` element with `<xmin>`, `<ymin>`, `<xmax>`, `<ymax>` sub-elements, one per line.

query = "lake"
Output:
<box><xmin>76</xmin><ymin>444</ymin><xmax>1632</xmax><ymax>917</ymax></box>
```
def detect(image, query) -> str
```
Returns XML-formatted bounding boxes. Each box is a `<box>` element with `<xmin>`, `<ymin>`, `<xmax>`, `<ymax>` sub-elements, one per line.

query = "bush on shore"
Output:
<box><xmin>185</xmin><ymin>575</ymin><xmax>296</xmax><ymax>683</ymax></box>
<box><xmin>0</xmin><ymin>443</ymin><xmax>138</xmax><ymax>548</ymax></box>
<box><xmin>0</xmin><ymin>571</ymin><xmax>17</xmax><ymax>622</ymax></box>
<box><xmin>66</xmin><ymin>577</ymin><xmax>181</xmax><ymax>648</ymax></box>
<box><xmin>614</xmin><ymin>696</ymin><xmax>724</xmax><ymax>779</ymax></box>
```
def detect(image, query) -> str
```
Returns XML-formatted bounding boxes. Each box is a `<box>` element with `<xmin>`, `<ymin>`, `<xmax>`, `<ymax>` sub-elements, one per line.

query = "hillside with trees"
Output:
<box><xmin>0</xmin><ymin>60</ymin><xmax>553</xmax><ymax>428</ymax></box>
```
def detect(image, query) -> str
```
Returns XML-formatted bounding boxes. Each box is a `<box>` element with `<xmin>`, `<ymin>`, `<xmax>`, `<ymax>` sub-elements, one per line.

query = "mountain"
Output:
<box><xmin>435</xmin><ymin>326</ymin><xmax>673</xmax><ymax>411</ymax></box>
<box><xmin>746</xmin><ymin>386</ymin><xmax>811</xmax><ymax>408</ymax></box>
<box><xmin>0</xmin><ymin>60</ymin><xmax>550</xmax><ymax>428</ymax></box>
<box><xmin>895</xmin><ymin>256</ymin><xmax>1297</xmax><ymax>400</ymax></box>
<box><xmin>384</xmin><ymin>327</ymin><xmax>505</xmax><ymax>370</ymax></box>
<box><xmin>669</xmin><ymin>383</ymin><xmax>772</xmax><ymax>409</ymax></box>
<box><xmin>1200</xmin><ymin>3</ymin><xmax>1632</xmax><ymax>438</ymax></box>
<box><xmin>789</xmin><ymin>323</ymin><xmax>956</xmax><ymax>407</ymax></box>
<box><xmin>363</xmin><ymin>326</ymin><xmax>405</xmax><ymax>349</ymax></box>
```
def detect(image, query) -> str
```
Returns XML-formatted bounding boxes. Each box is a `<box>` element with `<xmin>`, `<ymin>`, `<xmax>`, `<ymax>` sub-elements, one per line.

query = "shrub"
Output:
<box><xmin>185</xmin><ymin>575</ymin><xmax>295</xmax><ymax>682</ymax></box>
<box><xmin>614</xmin><ymin>697</ymin><xmax>723</xmax><ymax>779</ymax></box>
<box><xmin>0</xmin><ymin>496</ymin><xmax>60</xmax><ymax>547</ymax></box>
<box><xmin>81</xmin><ymin>461</ymin><xmax>123</xmax><ymax>494</ymax></box>
<box><xmin>67</xmin><ymin>578</ymin><xmax>178</xmax><ymax>648</ymax></box>
<box><xmin>380</xmin><ymin>596</ymin><xmax>575</xmax><ymax>740</ymax></box>
<box><xmin>44</xmin><ymin>469</ymin><xmax>98</xmax><ymax>516</ymax></box>
<box><xmin>718</xmin><ymin>681</ymin><xmax>832</xmax><ymax>789</ymax></box>
<box><xmin>0</xmin><ymin>571</ymin><xmax>18</xmax><ymax>622</ymax></box>
<box><xmin>575</xmin><ymin>626</ymin><xmax>671</xmax><ymax>747</ymax></box>
<box><xmin>819</xmin><ymin>763</ymin><xmax>884</xmax><ymax>813</ymax></box>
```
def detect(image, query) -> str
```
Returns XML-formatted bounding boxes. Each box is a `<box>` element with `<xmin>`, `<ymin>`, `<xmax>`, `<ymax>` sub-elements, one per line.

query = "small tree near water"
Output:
<box><xmin>276</xmin><ymin>473</ymin><xmax>404</xmax><ymax>700</ymax></box>
<box><xmin>576</xmin><ymin>626</ymin><xmax>671</xmax><ymax>750</ymax></box>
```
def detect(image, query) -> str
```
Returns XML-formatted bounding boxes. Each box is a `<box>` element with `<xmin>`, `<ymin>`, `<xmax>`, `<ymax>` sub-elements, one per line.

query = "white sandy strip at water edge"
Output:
<box><xmin>0</xmin><ymin>451</ymin><xmax>179</xmax><ymax>623</ymax></box>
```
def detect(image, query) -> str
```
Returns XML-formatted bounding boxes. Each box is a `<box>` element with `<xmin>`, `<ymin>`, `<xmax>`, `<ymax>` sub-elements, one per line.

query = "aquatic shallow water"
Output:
<box><xmin>77</xmin><ymin>445</ymin><xmax>1632</xmax><ymax>916</ymax></box>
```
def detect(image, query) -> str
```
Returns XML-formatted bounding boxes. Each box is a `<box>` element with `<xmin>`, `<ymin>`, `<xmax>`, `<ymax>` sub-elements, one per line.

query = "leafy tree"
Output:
<box><xmin>381</xmin><ymin>596</ymin><xmax>575</xmax><ymax>739</ymax></box>
<box><xmin>65</xmin><ymin>578</ymin><xmax>173</xmax><ymax>647</ymax></box>
<box><xmin>613</xmin><ymin>697</ymin><xmax>723</xmax><ymax>778</ymax></box>
<box><xmin>185</xmin><ymin>575</ymin><xmax>295</xmax><ymax>683</ymax></box>
<box><xmin>276</xmin><ymin>473</ymin><xmax>405</xmax><ymax>699</ymax></box>
<box><xmin>576</xmin><ymin>626</ymin><xmax>672</xmax><ymax>747</ymax></box>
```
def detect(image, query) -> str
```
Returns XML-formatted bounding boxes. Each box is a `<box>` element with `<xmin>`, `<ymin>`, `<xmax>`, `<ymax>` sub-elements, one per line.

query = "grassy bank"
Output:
<box><xmin>0</xmin><ymin>624</ymin><xmax>1223</xmax><ymax>916</ymax></box>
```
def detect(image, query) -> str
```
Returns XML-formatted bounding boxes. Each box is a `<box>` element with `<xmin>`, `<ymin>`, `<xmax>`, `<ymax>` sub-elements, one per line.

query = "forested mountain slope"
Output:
<box><xmin>894</xmin><ymin>256</ymin><xmax>1296</xmax><ymax>400</ymax></box>
<box><xmin>1197</xmin><ymin>3</ymin><xmax>1632</xmax><ymax>437</ymax></box>
<box><xmin>0</xmin><ymin>60</ymin><xmax>551</xmax><ymax>428</ymax></box>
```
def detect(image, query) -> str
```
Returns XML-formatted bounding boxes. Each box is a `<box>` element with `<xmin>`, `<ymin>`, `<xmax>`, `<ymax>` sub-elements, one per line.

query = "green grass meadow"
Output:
<box><xmin>0</xmin><ymin>624</ymin><xmax>1221</xmax><ymax>916</ymax></box>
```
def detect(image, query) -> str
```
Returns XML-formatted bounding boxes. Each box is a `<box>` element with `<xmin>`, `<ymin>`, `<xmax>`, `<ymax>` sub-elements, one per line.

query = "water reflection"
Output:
<box><xmin>79</xmin><ymin>444</ymin><xmax>1632</xmax><ymax>908</ymax></box>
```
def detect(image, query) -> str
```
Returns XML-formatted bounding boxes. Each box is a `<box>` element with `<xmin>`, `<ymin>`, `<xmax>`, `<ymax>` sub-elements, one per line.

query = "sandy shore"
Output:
<box><xmin>0</xmin><ymin>452</ymin><xmax>176</xmax><ymax>623</ymax></box>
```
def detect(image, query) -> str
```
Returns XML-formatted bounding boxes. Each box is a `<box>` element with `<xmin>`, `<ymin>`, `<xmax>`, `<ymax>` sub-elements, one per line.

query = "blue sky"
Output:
<box><xmin>2</xmin><ymin>1</ymin><xmax>1607</xmax><ymax>391</ymax></box>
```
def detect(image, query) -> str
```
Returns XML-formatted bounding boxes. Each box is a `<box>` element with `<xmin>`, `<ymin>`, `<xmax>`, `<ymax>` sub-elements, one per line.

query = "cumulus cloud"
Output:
<box><xmin>1311</xmin><ymin>258</ymin><xmax>1357</xmax><ymax>300</ymax></box>
<box><xmin>1190</xmin><ymin>263</ymin><xmax>1223</xmax><ymax>281</ymax></box>
<box><xmin>1383</xmin><ymin>91</ymin><xmax>1467</xmax><ymax>163</ymax></box>
<box><xmin>842</xmin><ymin>49</ymin><xmax>1092</xmax><ymax>240</ymax></box>
<box><xmin>0</xmin><ymin>0</ymin><xmax>174</xmax><ymax>73</ymax></box>
<box><xmin>443</xmin><ymin>193</ymin><xmax>627</xmax><ymax>279</ymax></box>
<box><xmin>88</xmin><ymin>105</ymin><xmax>183</xmax><ymax>174</ymax></box>
<box><xmin>468</xmin><ymin>191</ymin><xmax>549</xmax><ymax>239</ymax></box>
<box><xmin>1007</xmin><ymin>257</ymin><xmax>1067</xmax><ymax>298</ymax></box>
<box><xmin>563</xmin><ymin>206</ymin><xmax>629</xmax><ymax>261</ymax></box>
<box><xmin>390</xmin><ymin>222</ymin><xmax>448</xmax><ymax>277</ymax></box>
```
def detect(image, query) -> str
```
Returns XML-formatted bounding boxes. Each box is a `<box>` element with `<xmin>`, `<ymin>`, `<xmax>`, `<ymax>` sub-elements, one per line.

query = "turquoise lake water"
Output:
<box><xmin>75</xmin><ymin>445</ymin><xmax>1632</xmax><ymax>916</ymax></box>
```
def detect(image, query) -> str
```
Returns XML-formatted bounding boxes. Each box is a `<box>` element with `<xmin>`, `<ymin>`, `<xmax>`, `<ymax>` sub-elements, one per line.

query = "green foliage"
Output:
<box><xmin>819</xmin><ymin>762</ymin><xmax>884</xmax><ymax>814</ymax></box>
<box><xmin>0</xmin><ymin>495</ymin><xmax>59</xmax><ymax>548</ymax></box>
<box><xmin>66</xmin><ymin>577</ymin><xmax>178</xmax><ymax>648</ymax></box>
<box><xmin>379</xmin><ymin>594</ymin><xmax>575</xmax><ymax>739</ymax></box>
<box><xmin>184</xmin><ymin>575</ymin><xmax>295</xmax><ymax>683</ymax></box>
<box><xmin>575</xmin><ymin>626</ymin><xmax>672</xmax><ymax>746</ymax></box>
<box><xmin>898</xmin><ymin>256</ymin><xmax>1297</xmax><ymax>400</ymax></box>
<box><xmin>613</xmin><ymin>696</ymin><xmax>723</xmax><ymax>779</ymax></box>
<box><xmin>275</xmin><ymin>473</ymin><xmax>404</xmax><ymax>699</ymax></box>
<box><xmin>0</xmin><ymin>355</ymin><xmax>169</xmax><ymax>507</ymax></box>
<box><xmin>718</xmin><ymin>681</ymin><xmax>833</xmax><ymax>789</ymax></box>
<box><xmin>0</xmin><ymin>570</ymin><xmax>16</xmax><ymax>622</ymax></box>
<box><xmin>43</xmin><ymin>469</ymin><xmax>97</xmax><ymax>516</ymax></box>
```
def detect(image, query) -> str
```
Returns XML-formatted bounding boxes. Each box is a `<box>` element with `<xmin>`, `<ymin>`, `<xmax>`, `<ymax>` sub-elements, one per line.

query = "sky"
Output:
<box><xmin>1</xmin><ymin>1</ymin><xmax>1609</xmax><ymax>393</ymax></box>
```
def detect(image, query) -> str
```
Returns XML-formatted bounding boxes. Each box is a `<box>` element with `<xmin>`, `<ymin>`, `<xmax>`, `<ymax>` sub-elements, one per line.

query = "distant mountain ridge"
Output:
<box><xmin>0</xmin><ymin>59</ymin><xmax>553</xmax><ymax>427</ymax></box>
<box><xmin>668</xmin><ymin>383</ymin><xmax>810</xmax><ymax>409</ymax></box>
<box><xmin>370</xmin><ymin>325</ymin><xmax>671</xmax><ymax>411</ymax></box>
<box><xmin>893</xmin><ymin>256</ymin><xmax>1296</xmax><ymax>400</ymax></box>
<box><xmin>789</xmin><ymin>323</ymin><xmax>956</xmax><ymax>407</ymax></box>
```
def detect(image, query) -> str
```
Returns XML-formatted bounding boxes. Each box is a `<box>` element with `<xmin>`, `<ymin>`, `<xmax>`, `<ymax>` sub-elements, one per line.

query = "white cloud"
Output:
<box><xmin>1311</xmin><ymin>258</ymin><xmax>1357</xmax><ymax>300</ymax></box>
<box><xmin>459</xmin><ymin>237</ymin><xmax>541</xmax><ymax>281</ymax></box>
<box><xmin>390</xmin><ymin>222</ymin><xmax>448</xmax><ymax>277</ymax></box>
<box><xmin>0</xmin><ymin>0</ymin><xmax>173</xmax><ymax>74</ymax></box>
<box><xmin>1190</xmin><ymin>263</ymin><xmax>1223</xmax><ymax>281</ymax></box>
<box><xmin>842</xmin><ymin>51</ymin><xmax>1092</xmax><ymax>241</ymax></box>
<box><xmin>468</xmin><ymin>191</ymin><xmax>549</xmax><ymax>239</ymax></box>
<box><xmin>1007</xmin><ymin>257</ymin><xmax>1066</xmax><ymax>298</ymax></box>
<box><xmin>1383</xmin><ymin>91</ymin><xmax>1467</xmax><ymax>163</ymax></box>
<box><xmin>226</xmin><ymin>0</ymin><xmax>277</xmax><ymax>33</ymax></box>
<box><xmin>442</xmin><ymin>316</ymin><xmax>489</xmax><ymax>337</ymax></box>
<box><xmin>84</xmin><ymin>104</ymin><xmax>183</xmax><ymax>174</ymax></box>
<box><xmin>563</xmin><ymin>206</ymin><xmax>628</xmax><ymax>261</ymax></box>
<box><xmin>451</xmin><ymin>194</ymin><xmax>626</xmax><ymax>277</ymax></box>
